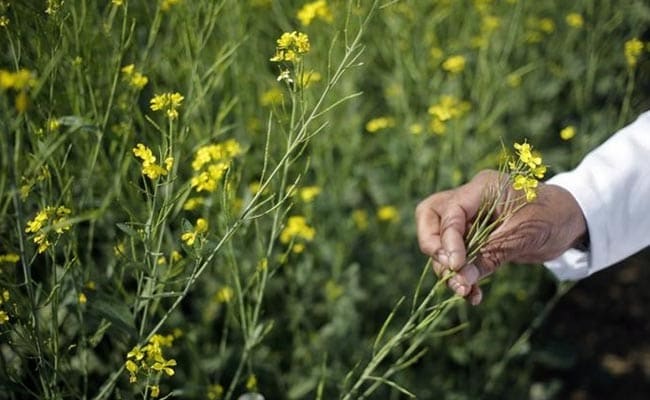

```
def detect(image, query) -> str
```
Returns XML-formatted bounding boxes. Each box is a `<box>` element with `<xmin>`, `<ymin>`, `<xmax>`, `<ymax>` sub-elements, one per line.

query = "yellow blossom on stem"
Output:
<box><xmin>441</xmin><ymin>55</ymin><xmax>466</xmax><ymax>74</ymax></box>
<box><xmin>280</xmin><ymin>216</ymin><xmax>315</xmax><ymax>245</ymax></box>
<box><xmin>566</xmin><ymin>12</ymin><xmax>584</xmax><ymax>28</ymax></box>
<box><xmin>161</xmin><ymin>0</ymin><xmax>182</xmax><ymax>11</ymax></box>
<box><xmin>297</xmin><ymin>0</ymin><xmax>333</xmax><ymax>26</ymax></box>
<box><xmin>560</xmin><ymin>125</ymin><xmax>576</xmax><ymax>141</ymax></box>
<box><xmin>377</xmin><ymin>205</ymin><xmax>399</xmax><ymax>222</ymax></box>
<box><xmin>132</xmin><ymin>143</ymin><xmax>172</xmax><ymax>180</ymax></box>
<box><xmin>150</xmin><ymin>92</ymin><xmax>184</xmax><ymax>120</ymax></box>
<box><xmin>270</xmin><ymin>31</ymin><xmax>310</xmax><ymax>62</ymax></box>
<box><xmin>0</xmin><ymin>310</ymin><xmax>9</xmax><ymax>324</ymax></box>
<box><xmin>190</xmin><ymin>139</ymin><xmax>242</xmax><ymax>193</ymax></box>
<box><xmin>365</xmin><ymin>116</ymin><xmax>395</xmax><ymax>133</ymax></box>
<box><xmin>299</xmin><ymin>186</ymin><xmax>321</xmax><ymax>202</ymax></box>
<box><xmin>214</xmin><ymin>287</ymin><xmax>234</xmax><ymax>303</ymax></box>
<box><xmin>182</xmin><ymin>218</ymin><xmax>208</xmax><ymax>246</ymax></box>
<box><xmin>624</xmin><ymin>38</ymin><xmax>644</xmax><ymax>68</ymax></box>
<box><xmin>25</xmin><ymin>206</ymin><xmax>72</xmax><ymax>253</ymax></box>
<box><xmin>0</xmin><ymin>253</ymin><xmax>19</xmax><ymax>264</ymax></box>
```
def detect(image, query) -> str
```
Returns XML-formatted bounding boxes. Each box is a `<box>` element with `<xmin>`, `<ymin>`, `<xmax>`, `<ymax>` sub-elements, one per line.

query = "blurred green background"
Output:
<box><xmin>0</xmin><ymin>0</ymin><xmax>649</xmax><ymax>399</ymax></box>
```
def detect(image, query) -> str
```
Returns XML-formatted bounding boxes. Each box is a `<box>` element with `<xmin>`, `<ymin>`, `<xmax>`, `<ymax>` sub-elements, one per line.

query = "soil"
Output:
<box><xmin>533</xmin><ymin>248</ymin><xmax>650</xmax><ymax>399</ymax></box>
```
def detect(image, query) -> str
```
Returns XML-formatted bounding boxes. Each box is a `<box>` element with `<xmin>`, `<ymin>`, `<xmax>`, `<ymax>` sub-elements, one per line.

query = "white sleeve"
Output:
<box><xmin>543</xmin><ymin>111</ymin><xmax>650</xmax><ymax>281</ymax></box>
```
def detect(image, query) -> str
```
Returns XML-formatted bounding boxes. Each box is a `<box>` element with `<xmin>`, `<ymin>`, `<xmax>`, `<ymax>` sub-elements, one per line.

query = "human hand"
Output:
<box><xmin>415</xmin><ymin>170</ymin><xmax>587</xmax><ymax>305</ymax></box>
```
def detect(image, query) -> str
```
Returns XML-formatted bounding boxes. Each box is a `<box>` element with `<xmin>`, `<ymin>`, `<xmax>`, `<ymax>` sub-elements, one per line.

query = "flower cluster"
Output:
<box><xmin>0</xmin><ymin>289</ymin><xmax>11</xmax><ymax>325</ymax></box>
<box><xmin>190</xmin><ymin>139</ymin><xmax>242</xmax><ymax>193</ymax></box>
<box><xmin>133</xmin><ymin>144</ymin><xmax>174</xmax><ymax>180</ymax></box>
<box><xmin>441</xmin><ymin>55</ymin><xmax>466</xmax><ymax>74</ymax></box>
<box><xmin>297</xmin><ymin>0</ymin><xmax>333</xmax><ymax>26</ymax></box>
<box><xmin>508</xmin><ymin>141</ymin><xmax>546</xmax><ymax>202</ymax></box>
<box><xmin>161</xmin><ymin>0</ymin><xmax>182</xmax><ymax>12</ymax></box>
<box><xmin>280</xmin><ymin>216</ymin><xmax>315</xmax><ymax>253</ymax></box>
<box><xmin>125</xmin><ymin>333</ymin><xmax>178</xmax><ymax>397</ymax></box>
<box><xmin>150</xmin><ymin>92</ymin><xmax>184</xmax><ymax>120</ymax></box>
<box><xmin>121</xmin><ymin>64</ymin><xmax>149</xmax><ymax>90</ymax></box>
<box><xmin>365</xmin><ymin>116</ymin><xmax>396</xmax><ymax>133</ymax></box>
<box><xmin>0</xmin><ymin>68</ymin><xmax>36</xmax><ymax>112</ymax></box>
<box><xmin>270</xmin><ymin>31</ymin><xmax>311</xmax><ymax>63</ymax></box>
<box><xmin>0</xmin><ymin>69</ymin><xmax>36</xmax><ymax>90</ymax></box>
<box><xmin>0</xmin><ymin>253</ymin><xmax>19</xmax><ymax>265</ymax></box>
<box><xmin>181</xmin><ymin>218</ymin><xmax>208</xmax><ymax>246</ymax></box>
<box><xmin>427</xmin><ymin>95</ymin><xmax>471</xmax><ymax>135</ymax></box>
<box><xmin>624</xmin><ymin>37</ymin><xmax>645</xmax><ymax>68</ymax></box>
<box><xmin>377</xmin><ymin>205</ymin><xmax>399</xmax><ymax>222</ymax></box>
<box><xmin>25</xmin><ymin>206</ymin><xmax>72</xmax><ymax>253</ymax></box>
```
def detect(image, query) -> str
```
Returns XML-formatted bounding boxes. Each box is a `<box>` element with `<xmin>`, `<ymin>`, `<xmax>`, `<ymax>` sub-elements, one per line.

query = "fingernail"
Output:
<box><xmin>448</xmin><ymin>250</ymin><xmax>463</xmax><ymax>270</ymax></box>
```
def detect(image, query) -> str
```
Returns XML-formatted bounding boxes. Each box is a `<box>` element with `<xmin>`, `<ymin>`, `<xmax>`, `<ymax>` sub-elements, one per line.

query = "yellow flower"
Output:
<box><xmin>566</xmin><ymin>13</ymin><xmax>584</xmax><ymax>28</ymax></box>
<box><xmin>365</xmin><ymin>116</ymin><xmax>395</xmax><ymax>133</ymax></box>
<box><xmin>150</xmin><ymin>92</ymin><xmax>184</xmax><ymax>120</ymax></box>
<box><xmin>0</xmin><ymin>253</ymin><xmax>19</xmax><ymax>264</ymax></box>
<box><xmin>280</xmin><ymin>216</ymin><xmax>315</xmax><ymax>244</ymax></box>
<box><xmin>0</xmin><ymin>310</ymin><xmax>8</xmax><ymax>324</ymax></box>
<box><xmin>214</xmin><ymin>287</ymin><xmax>234</xmax><ymax>303</ymax></box>
<box><xmin>260</xmin><ymin>87</ymin><xmax>284</xmax><ymax>107</ymax></box>
<box><xmin>161</xmin><ymin>0</ymin><xmax>182</xmax><ymax>11</ymax></box>
<box><xmin>560</xmin><ymin>125</ymin><xmax>576</xmax><ymax>141</ymax></box>
<box><xmin>482</xmin><ymin>15</ymin><xmax>500</xmax><ymax>32</ymax></box>
<box><xmin>377</xmin><ymin>205</ymin><xmax>399</xmax><ymax>222</ymax></box>
<box><xmin>149</xmin><ymin>385</ymin><xmax>160</xmax><ymax>398</ymax></box>
<box><xmin>510</xmin><ymin>141</ymin><xmax>546</xmax><ymax>202</ymax></box>
<box><xmin>182</xmin><ymin>218</ymin><xmax>208</xmax><ymax>246</ymax></box>
<box><xmin>297</xmin><ymin>0</ymin><xmax>333</xmax><ymax>26</ymax></box>
<box><xmin>112</xmin><ymin>0</ymin><xmax>124</xmax><ymax>6</ymax></box>
<box><xmin>0</xmin><ymin>16</ymin><xmax>9</xmax><ymax>27</ymax></box>
<box><xmin>133</xmin><ymin>144</ymin><xmax>171</xmax><ymax>180</ymax></box>
<box><xmin>538</xmin><ymin>18</ymin><xmax>555</xmax><ymax>33</ymax></box>
<box><xmin>624</xmin><ymin>38</ymin><xmax>644</xmax><ymax>68</ymax></box>
<box><xmin>207</xmin><ymin>384</ymin><xmax>224</xmax><ymax>400</ymax></box>
<box><xmin>183</xmin><ymin>197</ymin><xmax>205</xmax><ymax>211</ymax></box>
<box><xmin>513</xmin><ymin>175</ymin><xmax>539</xmax><ymax>202</ymax></box>
<box><xmin>270</xmin><ymin>31</ymin><xmax>310</xmax><ymax>62</ymax></box>
<box><xmin>298</xmin><ymin>70</ymin><xmax>322</xmax><ymax>88</ymax></box>
<box><xmin>171</xmin><ymin>251</ymin><xmax>183</xmax><ymax>262</ymax></box>
<box><xmin>25</xmin><ymin>206</ymin><xmax>72</xmax><ymax>253</ymax></box>
<box><xmin>0</xmin><ymin>69</ymin><xmax>36</xmax><ymax>113</ymax></box>
<box><xmin>190</xmin><ymin>140</ymin><xmax>241</xmax><ymax>193</ymax></box>
<box><xmin>409</xmin><ymin>123</ymin><xmax>423</xmax><ymax>135</ymax></box>
<box><xmin>45</xmin><ymin>0</ymin><xmax>64</xmax><ymax>15</ymax></box>
<box><xmin>506</xmin><ymin>73</ymin><xmax>522</xmax><ymax>88</ymax></box>
<box><xmin>245</xmin><ymin>374</ymin><xmax>258</xmax><ymax>391</ymax></box>
<box><xmin>78</xmin><ymin>292</ymin><xmax>87</xmax><ymax>304</ymax></box>
<box><xmin>299</xmin><ymin>186</ymin><xmax>321</xmax><ymax>202</ymax></box>
<box><xmin>441</xmin><ymin>55</ymin><xmax>466</xmax><ymax>74</ymax></box>
<box><xmin>152</xmin><ymin>358</ymin><xmax>177</xmax><ymax>376</ymax></box>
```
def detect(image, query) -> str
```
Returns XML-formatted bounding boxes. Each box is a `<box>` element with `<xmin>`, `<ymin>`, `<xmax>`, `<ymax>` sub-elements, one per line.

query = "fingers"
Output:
<box><xmin>415</xmin><ymin>198</ymin><xmax>443</xmax><ymax>258</ymax></box>
<box><xmin>440</xmin><ymin>263</ymin><xmax>490</xmax><ymax>305</ymax></box>
<box><xmin>439</xmin><ymin>204</ymin><xmax>468</xmax><ymax>269</ymax></box>
<box><xmin>447</xmin><ymin>263</ymin><xmax>480</xmax><ymax>297</ymax></box>
<box><xmin>416</xmin><ymin>195</ymin><xmax>469</xmax><ymax>270</ymax></box>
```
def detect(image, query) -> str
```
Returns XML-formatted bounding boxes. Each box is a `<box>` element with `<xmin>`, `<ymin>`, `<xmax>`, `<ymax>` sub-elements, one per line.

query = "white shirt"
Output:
<box><xmin>544</xmin><ymin>111</ymin><xmax>650</xmax><ymax>280</ymax></box>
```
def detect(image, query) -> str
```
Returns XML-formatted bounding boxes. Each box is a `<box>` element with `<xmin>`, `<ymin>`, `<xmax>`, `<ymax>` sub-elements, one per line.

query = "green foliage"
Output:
<box><xmin>0</xmin><ymin>0</ymin><xmax>648</xmax><ymax>399</ymax></box>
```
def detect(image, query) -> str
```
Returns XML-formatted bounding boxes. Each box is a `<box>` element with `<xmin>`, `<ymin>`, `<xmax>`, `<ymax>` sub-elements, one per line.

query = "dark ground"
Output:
<box><xmin>533</xmin><ymin>248</ymin><xmax>650</xmax><ymax>400</ymax></box>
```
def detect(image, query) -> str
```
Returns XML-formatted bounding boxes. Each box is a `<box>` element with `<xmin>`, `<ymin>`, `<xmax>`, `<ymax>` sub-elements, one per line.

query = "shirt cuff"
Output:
<box><xmin>543</xmin><ymin>248</ymin><xmax>590</xmax><ymax>281</ymax></box>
